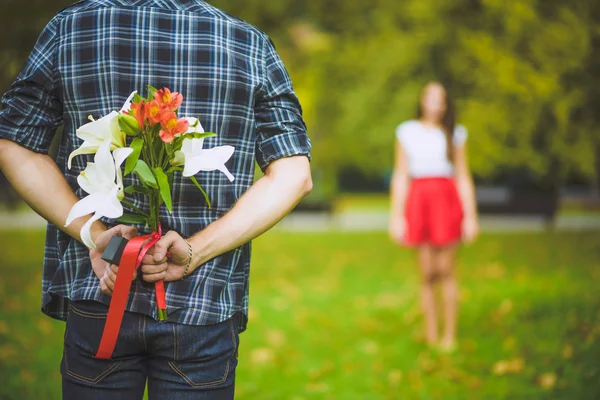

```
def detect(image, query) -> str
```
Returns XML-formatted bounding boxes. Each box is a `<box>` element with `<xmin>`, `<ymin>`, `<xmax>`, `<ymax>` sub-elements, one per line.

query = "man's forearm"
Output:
<box><xmin>188</xmin><ymin>156</ymin><xmax>312</xmax><ymax>268</ymax></box>
<box><xmin>0</xmin><ymin>139</ymin><xmax>105</xmax><ymax>242</ymax></box>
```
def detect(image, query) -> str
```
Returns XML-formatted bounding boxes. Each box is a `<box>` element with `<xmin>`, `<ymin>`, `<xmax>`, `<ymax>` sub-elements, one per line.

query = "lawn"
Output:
<box><xmin>0</xmin><ymin>229</ymin><xmax>599</xmax><ymax>399</ymax></box>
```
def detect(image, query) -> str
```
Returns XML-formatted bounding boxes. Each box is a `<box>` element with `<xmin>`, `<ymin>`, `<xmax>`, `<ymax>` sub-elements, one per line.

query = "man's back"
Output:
<box><xmin>1</xmin><ymin>0</ymin><xmax>310</xmax><ymax>328</ymax></box>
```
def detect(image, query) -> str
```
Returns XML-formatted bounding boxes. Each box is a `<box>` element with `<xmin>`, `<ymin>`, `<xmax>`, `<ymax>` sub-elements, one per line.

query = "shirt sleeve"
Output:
<box><xmin>0</xmin><ymin>16</ymin><xmax>63</xmax><ymax>154</ymax></box>
<box><xmin>453</xmin><ymin>124</ymin><xmax>468</xmax><ymax>147</ymax></box>
<box><xmin>254</xmin><ymin>36</ymin><xmax>311</xmax><ymax>172</ymax></box>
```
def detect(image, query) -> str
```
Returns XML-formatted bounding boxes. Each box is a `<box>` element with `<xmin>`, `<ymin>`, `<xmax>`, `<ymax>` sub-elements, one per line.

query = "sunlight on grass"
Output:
<box><xmin>0</xmin><ymin>230</ymin><xmax>599</xmax><ymax>399</ymax></box>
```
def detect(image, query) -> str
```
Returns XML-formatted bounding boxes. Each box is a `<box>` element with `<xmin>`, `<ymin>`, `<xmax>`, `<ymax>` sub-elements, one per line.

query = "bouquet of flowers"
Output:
<box><xmin>65</xmin><ymin>86</ymin><xmax>235</xmax><ymax>320</ymax></box>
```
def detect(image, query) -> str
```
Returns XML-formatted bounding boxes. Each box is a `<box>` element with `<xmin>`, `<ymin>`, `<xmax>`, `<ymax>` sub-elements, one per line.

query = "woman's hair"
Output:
<box><xmin>415</xmin><ymin>82</ymin><xmax>456</xmax><ymax>163</ymax></box>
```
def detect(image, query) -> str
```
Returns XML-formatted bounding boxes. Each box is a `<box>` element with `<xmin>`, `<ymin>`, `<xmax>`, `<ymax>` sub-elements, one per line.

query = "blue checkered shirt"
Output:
<box><xmin>0</xmin><ymin>0</ymin><xmax>311</xmax><ymax>330</ymax></box>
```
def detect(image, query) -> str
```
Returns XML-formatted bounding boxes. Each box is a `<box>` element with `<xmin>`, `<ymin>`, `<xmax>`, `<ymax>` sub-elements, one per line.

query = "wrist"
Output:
<box><xmin>88</xmin><ymin>220</ymin><xmax>107</xmax><ymax>247</ymax></box>
<box><xmin>187</xmin><ymin>235</ymin><xmax>210</xmax><ymax>273</ymax></box>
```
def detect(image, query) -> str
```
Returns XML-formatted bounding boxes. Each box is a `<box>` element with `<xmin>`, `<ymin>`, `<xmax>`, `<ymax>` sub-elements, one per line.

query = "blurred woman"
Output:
<box><xmin>389</xmin><ymin>82</ymin><xmax>479</xmax><ymax>351</ymax></box>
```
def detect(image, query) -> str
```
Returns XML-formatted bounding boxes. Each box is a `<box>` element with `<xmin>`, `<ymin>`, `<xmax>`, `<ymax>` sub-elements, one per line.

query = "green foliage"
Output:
<box><xmin>132</xmin><ymin>160</ymin><xmax>157</xmax><ymax>188</ymax></box>
<box><xmin>115</xmin><ymin>213</ymin><xmax>147</xmax><ymax>225</ymax></box>
<box><xmin>1</xmin><ymin>0</ymin><xmax>599</xmax><ymax>193</ymax></box>
<box><xmin>125</xmin><ymin>137</ymin><xmax>144</xmax><ymax>176</ymax></box>
<box><xmin>153</xmin><ymin>167</ymin><xmax>172</xmax><ymax>213</ymax></box>
<box><xmin>208</xmin><ymin>0</ymin><xmax>600</xmax><ymax>187</ymax></box>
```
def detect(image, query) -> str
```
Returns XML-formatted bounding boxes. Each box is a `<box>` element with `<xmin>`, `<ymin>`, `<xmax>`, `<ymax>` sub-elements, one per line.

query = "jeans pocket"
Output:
<box><xmin>63</xmin><ymin>301</ymin><xmax>121</xmax><ymax>384</ymax></box>
<box><xmin>169</xmin><ymin>316</ymin><xmax>239</xmax><ymax>388</ymax></box>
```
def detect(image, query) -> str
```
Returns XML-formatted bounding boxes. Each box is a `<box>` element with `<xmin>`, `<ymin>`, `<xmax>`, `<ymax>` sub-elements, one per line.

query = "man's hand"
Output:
<box><xmin>89</xmin><ymin>225</ymin><xmax>139</xmax><ymax>295</ymax></box>
<box><xmin>140</xmin><ymin>231</ymin><xmax>192</xmax><ymax>283</ymax></box>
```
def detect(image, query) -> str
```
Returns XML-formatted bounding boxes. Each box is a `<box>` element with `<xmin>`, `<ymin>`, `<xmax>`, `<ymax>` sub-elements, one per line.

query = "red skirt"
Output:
<box><xmin>404</xmin><ymin>177</ymin><xmax>463</xmax><ymax>246</ymax></box>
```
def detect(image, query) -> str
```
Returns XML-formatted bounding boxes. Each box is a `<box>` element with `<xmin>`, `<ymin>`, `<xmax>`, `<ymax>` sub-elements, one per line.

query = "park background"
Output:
<box><xmin>1</xmin><ymin>0</ymin><xmax>599</xmax><ymax>399</ymax></box>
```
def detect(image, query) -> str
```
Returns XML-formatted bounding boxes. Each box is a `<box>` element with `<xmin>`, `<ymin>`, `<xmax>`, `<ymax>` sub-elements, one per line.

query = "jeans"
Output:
<box><xmin>61</xmin><ymin>300</ymin><xmax>240</xmax><ymax>400</ymax></box>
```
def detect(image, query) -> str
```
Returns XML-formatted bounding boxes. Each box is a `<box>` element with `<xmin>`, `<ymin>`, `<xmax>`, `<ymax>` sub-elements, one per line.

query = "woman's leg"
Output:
<box><xmin>418</xmin><ymin>245</ymin><xmax>438</xmax><ymax>346</ymax></box>
<box><xmin>433</xmin><ymin>244</ymin><xmax>459</xmax><ymax>349</ymax></box>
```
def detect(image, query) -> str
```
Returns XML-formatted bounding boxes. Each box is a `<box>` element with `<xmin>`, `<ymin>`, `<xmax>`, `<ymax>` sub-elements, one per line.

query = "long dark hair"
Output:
<box><xmin>415</xmin><ymin>83</ymin><xmax>456</xmax><ymax>163</ymax></box>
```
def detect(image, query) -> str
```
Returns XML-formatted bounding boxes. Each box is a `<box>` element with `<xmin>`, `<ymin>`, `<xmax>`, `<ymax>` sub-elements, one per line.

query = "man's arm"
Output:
<box><xmin>137</xmin><ymin>155</ymin><xmax>311</xmax><ymax>283</ymax></box>
<box><xmin>191</xmin><ymin>155</ymin><xmax>312</xmax><ymax>262</ymax></box>
<box><xmin>0</xmin><ymin>139</ymin><xmax>106</xmax><ymax>242</ymax></box>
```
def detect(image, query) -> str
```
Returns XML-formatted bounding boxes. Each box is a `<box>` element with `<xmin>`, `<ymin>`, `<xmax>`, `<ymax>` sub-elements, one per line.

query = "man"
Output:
<box><xmin>0</xmin><ymin>0</ymin><xmax>312</xmax><ymax>398</ymax></box>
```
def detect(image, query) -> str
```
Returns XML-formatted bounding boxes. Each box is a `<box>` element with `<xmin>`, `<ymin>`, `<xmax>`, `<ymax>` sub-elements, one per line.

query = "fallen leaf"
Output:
<box><xmin>563</xmin><ymin>344</ymin><xmax>573</xmax><ymax>359</ymax></box>
<box><xmin>19</xmin><ymin>369</ymin><xmax>35</xmax><ymax>383</ymax></box>
<box><xmin>538</xmin><ymin>373</ymin><xmax>557</xmax><ymax>390</ymax></box>
<box><xmin>305</xmin><ymin>382</ymin><xmax>329</xmax><ymax>393</ymax></box>
<box><xmin>492</xmin><ymin>358</ymin><xmax>524</xmax><ymax>375</ymax></box>
<box><xmin>361</xmin><ymin>340</ymin><xmax>380</xmax><ymax>355</ymax></box>
<box><xmin>388</xmin><ymin>369</ymin><xmax>403</xmax><ymax>386</ymax></box>
<box><xmin>499</xmin><ymin>299</ymin><xmax>513</xmax><ymax>315</ymax></box>
<box><xmin>492</xmin><ymin>361</ymin><xmax>509</xmax><ymax>376</ymax></box>
<box><xmin>250</xmin><ymin>348</ymin><xmax>275</xmax><ymax>366</ymax></box>
<box><xmin>266</xmin><ymin>329</ymin><xmax>286</xmax><ymax>348</ymax></box>
<box><xmin>0</xmin><ymin>320</ymin><xmax>9</xmax><ymax>335</ymax></box>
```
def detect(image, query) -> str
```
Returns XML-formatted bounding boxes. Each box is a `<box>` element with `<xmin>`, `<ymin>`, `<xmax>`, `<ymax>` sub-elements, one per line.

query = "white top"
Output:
<box><xmin>396</xmin><ymin>120</ymin><xmax>467</xmax><ymax>178</ymax></box>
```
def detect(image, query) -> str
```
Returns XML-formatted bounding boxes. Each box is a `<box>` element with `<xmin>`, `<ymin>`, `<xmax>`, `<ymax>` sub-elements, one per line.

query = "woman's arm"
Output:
<box><xmin>453</xmin><ymin>143</ymin><xmax>480</xmax><ymax>243</ymax></box>
<box><xmin>389</xmin><ymin>140</ymin><xmax>410</xmax><ymax>243</ymax></box>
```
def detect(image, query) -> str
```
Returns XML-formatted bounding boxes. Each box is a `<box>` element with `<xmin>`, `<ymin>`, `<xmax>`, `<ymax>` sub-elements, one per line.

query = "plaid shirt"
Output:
<box><xmin>0</xmin><ymin>0</ymin><xmax>310</xmax><ymax>330</ymax></box>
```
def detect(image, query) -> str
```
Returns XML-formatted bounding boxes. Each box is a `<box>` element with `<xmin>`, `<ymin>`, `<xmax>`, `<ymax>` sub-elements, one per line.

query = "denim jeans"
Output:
<box><xmin>61</xmin><ymin>300</ymin><xmax>240</xmax><ymax>400</ymax></box>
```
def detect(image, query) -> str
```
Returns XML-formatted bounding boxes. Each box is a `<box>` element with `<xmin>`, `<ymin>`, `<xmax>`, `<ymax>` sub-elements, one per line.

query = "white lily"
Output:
<box><xmin>67</xmin><ymin>91</ymin><xmax>138</xmax><ymax>169</ymax></box>
<box><xmin>184</xmin><ymin>117</ymin><xmax>204</xmax><ymax>134</ymax></box>
<box><xmin>65</xmin><ymin>142</ymin><xmax>133</xmax><ymax>249</ymax></box>
<box><xmin>173</xmin><ymin>138</ymin><xmax>235</xmax><ymax>182</ymax></box>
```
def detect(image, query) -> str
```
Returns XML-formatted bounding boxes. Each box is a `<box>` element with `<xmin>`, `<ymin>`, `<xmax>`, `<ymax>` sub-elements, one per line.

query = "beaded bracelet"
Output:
<box><xmin>182</xmin><ymin>241</ymin><xmax>193</xmax><ymax>280</ymax></box>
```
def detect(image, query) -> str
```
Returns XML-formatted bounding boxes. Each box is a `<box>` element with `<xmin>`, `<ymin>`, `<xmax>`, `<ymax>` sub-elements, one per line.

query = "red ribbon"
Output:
<box><xmin>94</xmin><ymin>228</ymin><xmax>167</xmax><ymax>360</ymax></box>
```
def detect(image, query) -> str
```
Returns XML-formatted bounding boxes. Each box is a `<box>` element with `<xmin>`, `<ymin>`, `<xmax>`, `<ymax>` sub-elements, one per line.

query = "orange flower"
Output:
<box><xmin>129</xmin><ymin>101</ymin><xmax>146</xmax><ymax>129</ymax></box>
<box><xmin>154</xmin><ymin>88</ymin><xmax>183</xmax><ymax>111</ymax></box>
<box><xmin>159</xmin><ymin>112</ymin><xmax>189</xmax><ymax>143</ymax></box>
<box><xmin>146</xmin><ymin>100</ymin><xmax>168</xmax><ymax>125</ymax></box>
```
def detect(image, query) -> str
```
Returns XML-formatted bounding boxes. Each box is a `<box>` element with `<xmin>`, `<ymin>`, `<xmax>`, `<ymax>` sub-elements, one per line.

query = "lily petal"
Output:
<box><xmin>78</xmin><ymin>163</ymin><xmax>106</xmax><ymax>195</ymax></box>
<box><xmin>80</xmin><ymin>213</ymin><xmax>102</xmax><ymax>249</ymax></box>
<box><xmin>67</xmin><ymin>142</ymin><xmax>98</xmax><ymax>169</ymax></box>
<box><xmin>94</xmin><ymin>142</ymin><xmax>116</xmax><ymax>187</ymax></box>
<box><xmin>121</xmin><ymin>91</ymin><xmax>138</xmax><ymax>112</ymax></box>
<box><xmin>96</xmin><ymin>186</ymin><xmax>124</xmax><ymax>219</ymax></box>
<box><xmin>171</xmin><ymin>150</ymin><xmax>185</xmax><ymax>167</ymax></box>
<box><xmin>217</xmin><ymin>164</ymin><xmax>235</xmax><ymax>182</ymax></box>
<box><xmin>113</xmin><ymin>147</ymin><xmax>134</xmax><ymax>186</ymax></box>
<box><xmin>113</xmin><ymin>147</ymin><xmax>134</xmax><ymax>169</ymax></box>
<box><xmin>184</xmin><ymin>117</ymin><xmax>204</xmax><ymax>134</ymax></box>
<box><xmin>65</xmin><ymin>192</ymin><xmax>107</xmax><ymax>226</ymax></box>
<box><xmin>76</xmin><ymin>111</ymin><xmax>120</xmax><ymax>145</ymax></box>
<box><xmin>182</xmin><ymin>145</ymin><xmax>235</xmax><ymax>178</ymax></box>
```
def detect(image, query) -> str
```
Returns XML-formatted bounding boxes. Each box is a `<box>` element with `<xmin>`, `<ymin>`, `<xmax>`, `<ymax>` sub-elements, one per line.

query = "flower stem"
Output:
<box><xmin>122</xmin><ymin>199</ymin><xmax>149</xmax><ymax>217</ymax></box>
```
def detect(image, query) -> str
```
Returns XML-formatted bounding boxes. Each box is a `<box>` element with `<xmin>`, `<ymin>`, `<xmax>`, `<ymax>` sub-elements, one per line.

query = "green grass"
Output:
<box><xmin>1</xmin><ymin>230</ymin><xmax>599</xmax><ymax>399</ymax></box>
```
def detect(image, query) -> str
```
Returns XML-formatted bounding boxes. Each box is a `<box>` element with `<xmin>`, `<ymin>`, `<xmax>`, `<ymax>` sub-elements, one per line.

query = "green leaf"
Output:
<box><xmin>147</xmin><ymin>85</ymin><xmax>158</xmax><ymax>100</ymax></box>
<box><xmin>133</xmin><ymin>93</ymin><xmax>146</xmax><ymax>104</ymax></box>
<box><xmin>124</xmin><ymin>137</ymin><xmax>144</xmax><ymax>176</ymax></box>
<box><xmin>124</xmin><ymin>184</ymin><xmax>151</xmax><ymax>195</ymax></box>
<box><xmin>154</xmin><ymin>168</ymin><xmax>173</xmax><ymax>213</ymax></box>
<box><xmin>133</xmin><ymin>160</ymin><xmax>157</xmax><ymax>188</ymax></box>
<box><xmin>190</xmin><ymin>176</ymin><xmax>211</xmax><ymax>209</ymax></box>
<box><xmin>187</xmin><ymin>132</ymin><xmax>217</xmax><ymax>140</ymax></box>
<box><xmin>115</xmin><ymin>213</ymin><xmax>148</xmax><ymax>225</ymax></box>
<box><xmin>118</xmin><ymin>114</ymin><xmax>142</xmax><ymax>136</ymax></box>
<box><xmin>167</xmin><ymin>166</ymin><xmax>183</xmax><ymax>174</ymax></box>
